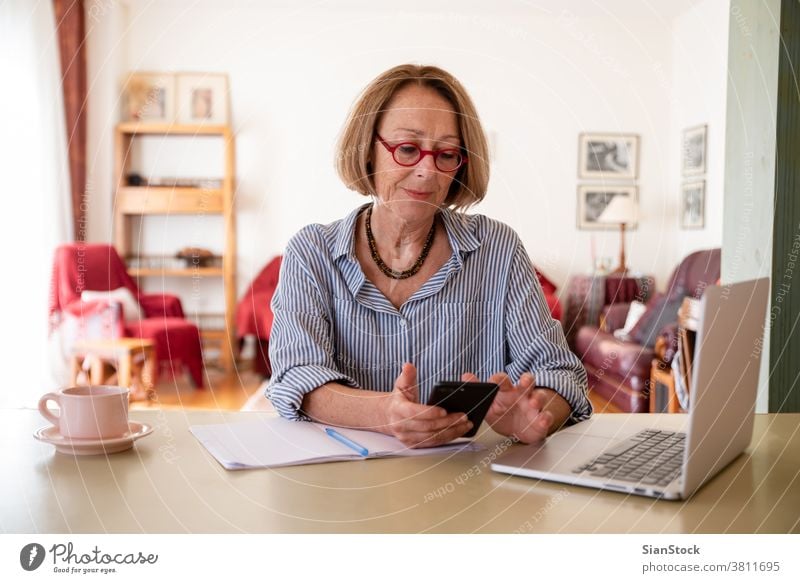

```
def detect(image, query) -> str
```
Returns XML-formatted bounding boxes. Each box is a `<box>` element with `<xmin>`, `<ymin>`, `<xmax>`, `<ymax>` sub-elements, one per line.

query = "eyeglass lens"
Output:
<box><xmin>393</xmin><ymin>144</ymin><xmax>463</xmax><ymax>172</ymax></box>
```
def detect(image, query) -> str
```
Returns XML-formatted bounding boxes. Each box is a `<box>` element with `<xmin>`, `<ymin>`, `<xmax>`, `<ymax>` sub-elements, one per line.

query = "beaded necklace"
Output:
<box><xmin>365</xmin><ymin>204</ymin><xmax>436</xmax><ymax>280</ymax></box>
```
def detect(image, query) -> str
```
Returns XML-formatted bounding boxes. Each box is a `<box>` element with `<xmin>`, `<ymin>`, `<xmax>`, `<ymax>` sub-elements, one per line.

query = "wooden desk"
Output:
<box><xmin>3</xmin><ymin>410</ymin><xmax>798</xmax><ymax>533</ymax></box>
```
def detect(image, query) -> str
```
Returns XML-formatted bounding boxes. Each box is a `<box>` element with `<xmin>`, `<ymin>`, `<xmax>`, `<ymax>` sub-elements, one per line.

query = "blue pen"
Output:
<box><xmin>325</xmin><ymin>427</ymin><xmax>369</xmax><ymax>457</ymax></box>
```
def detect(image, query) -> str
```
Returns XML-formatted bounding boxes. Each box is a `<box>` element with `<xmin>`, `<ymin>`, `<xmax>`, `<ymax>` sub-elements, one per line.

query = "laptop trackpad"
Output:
<box><xmin>495</xmin><ymin>433</ymin><xmax>614</xmax><ymax>474</ymax></box>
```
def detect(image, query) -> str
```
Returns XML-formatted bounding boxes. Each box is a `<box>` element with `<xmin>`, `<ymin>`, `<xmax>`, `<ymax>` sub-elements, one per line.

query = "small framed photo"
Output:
<box><xmin>577</xmin><ymin>185</ymin><xmax>638</xmax><ymax>230</ymax></box>
<box><xmin>122</xmin><ymin>72</ymin><xmax>176</xmax><ymax>123</ymax></box>
<box><xmin>682</xmin><ymin>124</ymin><xmax>707</xmax><ymax>176</ymax></box>
<box><xmin>578</xmin><ymin>133</ymin><xmax>639</xmax><ymax>180</ymax></box>
<box><xmin>176</xmin><ymin>73</ymin><xmax>229</xmax><ymax>125</ymax></box>
<box><xmin>681</xmin><ymin>180</ymin><xmax>705</xmax><ymax>229</ymax></box>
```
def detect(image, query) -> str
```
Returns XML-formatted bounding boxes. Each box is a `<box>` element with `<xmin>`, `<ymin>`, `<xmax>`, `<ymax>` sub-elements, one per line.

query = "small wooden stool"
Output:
<box><xmin>70</xmin><ymin>338</ymin><xmax>157</xmax><ymax>402</ymax></box>
<box><xmin>649</xmin><ymin>359</ymin><xmax>681</xmax><ymax>413</ymax></box>
<box><xmin>648</xmin><ymin>297</ymin><xmax>701</xmax><ymax>413</ymax></box>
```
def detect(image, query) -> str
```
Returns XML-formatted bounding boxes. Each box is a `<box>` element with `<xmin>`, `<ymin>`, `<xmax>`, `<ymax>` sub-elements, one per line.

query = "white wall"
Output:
<box><xmin>670</xmin><ymin>0</ymin><xmax>730</xmax><ymax>259</ymax></box>
<box><xmin>85</xmin><ymin>0</ymin><xmax>727</xmax><ymax>313</ymax></box>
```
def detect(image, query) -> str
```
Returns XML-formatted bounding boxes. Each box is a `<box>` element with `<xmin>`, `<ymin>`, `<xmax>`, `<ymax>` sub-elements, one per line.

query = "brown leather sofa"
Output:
<box><xmin>576</xmin><ymin>248</ymin><xmax>721</xmax><ymax>412</ymax></box>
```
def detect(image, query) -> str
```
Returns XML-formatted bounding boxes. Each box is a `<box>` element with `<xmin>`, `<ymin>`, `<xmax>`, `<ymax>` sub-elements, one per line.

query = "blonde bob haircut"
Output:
<box><xmin>336</xmin><ymin>64</ymin><xmax>490</xmax><ymax>211</ymax></box>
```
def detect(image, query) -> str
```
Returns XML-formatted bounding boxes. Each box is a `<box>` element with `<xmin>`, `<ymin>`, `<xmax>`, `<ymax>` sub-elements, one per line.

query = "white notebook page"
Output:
<box><xmin>190</xmin><ymin>417</ymin><xmax>483</xmax><ymax>470</ymax></box>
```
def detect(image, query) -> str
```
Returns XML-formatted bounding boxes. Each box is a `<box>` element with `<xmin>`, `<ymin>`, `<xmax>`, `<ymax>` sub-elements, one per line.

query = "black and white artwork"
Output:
<box><xmin>681</xmin><ymin>181</ymin><xmax>705</xmax><ymax>229</ymax></box>
<box><xmin>682</xmin><ymin>125</ymin><xmax>707</xmax><ymax>176</ymax></box>
<box><xmin>577</xmin><ymin>185</ymin><xmax>638</xmax><ymax>230</ymax></box>
<box><xmin>578</xmin><ymin>133</ymin><xmax>639</xmax><ymax>180</ymax></box>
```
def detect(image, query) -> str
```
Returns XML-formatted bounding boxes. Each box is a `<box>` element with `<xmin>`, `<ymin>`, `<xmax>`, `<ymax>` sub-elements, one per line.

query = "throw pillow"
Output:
<box><xmin>613</xmin><ymin>300</ymin><xmax>648</xmax><ymax>341</ymax></box>
<box><xmin>629</xmin><ymin>296</ymin><xmax>684</xmax><ymax>349</ymax></box>
<box><xmin>81</xmin><ymin>287</ymin><xmax>143</xmax><ymax>322</ymax></box>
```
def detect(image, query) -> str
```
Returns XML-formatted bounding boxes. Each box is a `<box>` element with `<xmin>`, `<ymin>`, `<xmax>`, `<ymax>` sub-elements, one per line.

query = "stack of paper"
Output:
<box><xmin>190</xmin><ymin>417</ymin><xmax>484</xmax><ymax>470</ymax></box>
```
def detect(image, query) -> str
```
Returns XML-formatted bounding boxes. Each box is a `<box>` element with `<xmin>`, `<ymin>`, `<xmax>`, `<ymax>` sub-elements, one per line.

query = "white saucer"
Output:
<box><xmin>33</xmin><ymin>421</ymin><xmax>154</xmax><ymax>455</ymax></box>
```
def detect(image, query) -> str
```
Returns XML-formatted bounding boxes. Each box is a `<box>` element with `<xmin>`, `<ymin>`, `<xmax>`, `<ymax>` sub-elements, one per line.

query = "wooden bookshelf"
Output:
<box><xmin>113</xmin><ymin>123</ymin><xmax>237</xmax><ymax>372</ymax></box>
<box><xmin>116</xmin><ymin>122</ymin><xmax>230</xmax><ymax>135</ymax></box>
<box><xmin>127</xmin><ymin>267</ymin><xmax>225</xmax><ymax>277</ymax></box>
<box><xmin>116</xmin><ymin>186</ymin><xmax>225</xmax><ymax>214</ymax></box>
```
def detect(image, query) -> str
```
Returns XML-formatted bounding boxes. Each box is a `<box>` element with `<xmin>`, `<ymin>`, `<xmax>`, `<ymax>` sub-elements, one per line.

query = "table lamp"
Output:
<box><xmin>597</xmin><ymin>194</ymin><xmax>638</xmax><ymax>274</ymax></box>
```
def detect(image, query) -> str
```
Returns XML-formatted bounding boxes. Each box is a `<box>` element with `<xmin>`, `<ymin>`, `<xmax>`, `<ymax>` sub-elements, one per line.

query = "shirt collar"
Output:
<box><xmin>332</xmin><ymin>203</ymin><xmax>369</xmax><ymax>261</ymax></box>
<box><xmin>438</xmin><ymin>206</ymin><xmax>482</xmax><ymax>257</ymax></box>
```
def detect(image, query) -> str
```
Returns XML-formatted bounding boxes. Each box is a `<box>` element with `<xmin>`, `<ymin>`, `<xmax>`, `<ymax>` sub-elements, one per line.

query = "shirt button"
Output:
<box><xmin>399</xmin><ymin>319</ymin><xmax>408</xmax><ymax>328</ymax></box>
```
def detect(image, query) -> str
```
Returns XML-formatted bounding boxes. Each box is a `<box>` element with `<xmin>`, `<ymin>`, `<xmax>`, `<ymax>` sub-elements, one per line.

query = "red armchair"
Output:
<box><xmin>576</xmin><ymin>248</ymin><xmax>721</xmax><ymax>412</ymax></box>
<box><xmin>535</xmin><ymin>269</ymin><xmax>562</xmax><ymax>322</ymax></box>
<box><xmin>236</xmin><ymin>256</ymin><xmax>282</xmax><ymax>377</ymax></box>
<box><xmin>49</xmin><ymin>243</ymin><xmax>204</xmax><ymax>387</ymax></box>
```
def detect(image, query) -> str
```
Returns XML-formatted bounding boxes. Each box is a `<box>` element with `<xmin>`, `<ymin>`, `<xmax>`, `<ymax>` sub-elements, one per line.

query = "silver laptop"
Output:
<box><xmin>491</xmin><ymin>278</ymin><xmax>770</xmax><ymax>500</ymax></box>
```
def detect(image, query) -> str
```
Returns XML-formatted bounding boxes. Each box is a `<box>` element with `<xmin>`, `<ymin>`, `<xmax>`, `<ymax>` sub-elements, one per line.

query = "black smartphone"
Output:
<box><xmin>426</xmin><ymin>381</ymin><xmax>500</xmax><ymax>438</ymax></box>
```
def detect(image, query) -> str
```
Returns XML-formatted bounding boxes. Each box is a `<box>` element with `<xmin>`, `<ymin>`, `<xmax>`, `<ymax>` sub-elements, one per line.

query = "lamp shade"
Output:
<box><xmin>597</xmin><ymin>194</ymin><xmax>638</xmax><ymax>224</ymax></box>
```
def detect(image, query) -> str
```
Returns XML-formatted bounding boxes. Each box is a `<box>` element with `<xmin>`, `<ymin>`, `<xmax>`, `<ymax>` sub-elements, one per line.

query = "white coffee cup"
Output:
<box><xmin>38</xmin><ymin>386</ymin><xmax>130</xmax><ymax>440</ymax></box>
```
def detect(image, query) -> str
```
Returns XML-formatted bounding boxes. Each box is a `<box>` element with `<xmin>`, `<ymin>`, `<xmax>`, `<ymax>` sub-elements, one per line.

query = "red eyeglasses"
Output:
<box><xmin>376</xmin><ymin>134</ymin><xmax>468</xmax><ymax>172</ymax></box>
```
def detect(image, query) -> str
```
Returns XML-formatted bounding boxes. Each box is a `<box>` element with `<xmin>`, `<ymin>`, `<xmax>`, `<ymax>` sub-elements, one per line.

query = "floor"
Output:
<box><xmin>587</xmin><ymin>389</ymin><xmax>624</xmax><ymax>413</ymax></box>
<box><xmin>130</xmin><ymin>366</ymin><xmax>263</xmax><ymax>411</ymax></box>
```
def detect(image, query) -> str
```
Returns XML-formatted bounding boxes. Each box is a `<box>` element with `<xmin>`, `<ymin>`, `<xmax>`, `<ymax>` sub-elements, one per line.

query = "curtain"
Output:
<box><xmin>53</xmin><ymin>0</ymin><xmax>87</xmax><ymax>241</ymax></box>
<box><xmin>0</xmin><ymin>0</ymin><xmax>74</xmax><ymax>406</ymax></box>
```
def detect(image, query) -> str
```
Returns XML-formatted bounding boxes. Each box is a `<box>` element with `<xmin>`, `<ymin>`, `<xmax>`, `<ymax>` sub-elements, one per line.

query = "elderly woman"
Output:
<box><xmin>267</xmin><ymin>64</ymin><xmax>590</xmax><ymax>447</ymax></box>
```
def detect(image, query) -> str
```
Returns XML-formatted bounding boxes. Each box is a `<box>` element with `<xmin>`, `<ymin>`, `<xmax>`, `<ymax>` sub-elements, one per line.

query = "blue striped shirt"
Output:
<box><xmin>267</xmin><ymin>203</ymin><xmax>591</xmax><ymax>424</ymax></box>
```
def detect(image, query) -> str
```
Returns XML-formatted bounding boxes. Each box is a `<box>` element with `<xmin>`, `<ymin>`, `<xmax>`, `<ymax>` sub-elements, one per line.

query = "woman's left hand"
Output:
<box><xmin>462</xmin><ymin>371</ymin><xmax>553</xmax><ymax>444</ymax></box>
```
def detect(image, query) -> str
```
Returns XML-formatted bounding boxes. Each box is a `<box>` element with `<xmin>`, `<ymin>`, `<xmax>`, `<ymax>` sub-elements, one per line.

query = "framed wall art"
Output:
<box><xmin>682</xmin><ymin>124</ymin><xmax>707</xmax><ymax>176</ymax></box>
<box><xmin>578</xmin><ymin>133</ymin><xmax>639</xmax><ymax>180</ymax></box>
<box><xmin>681</xmin><ymin>180</ymin><xmax>705</xmax><ymax>229</ymax></box>
<box><xmin>176</xmin><ymin>73</ymin><xmax>230</xmax><ymax>125</ymax></box>
<box><xmin>122</xmin><ymin>72</ymin><xmax>176</xmax><ymax>123</ymax></box>
<box><xmin>577</xmin><ymin>185</ymin><xmax>638</xmax><ymax>230</ymax></box>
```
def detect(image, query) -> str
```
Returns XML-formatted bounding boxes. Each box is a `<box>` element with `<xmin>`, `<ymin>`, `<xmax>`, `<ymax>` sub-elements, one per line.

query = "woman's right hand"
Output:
<box><xmin>382</xmin><ymin>362</ymin><xmax>472</xmax><ymax>448</ymax></box>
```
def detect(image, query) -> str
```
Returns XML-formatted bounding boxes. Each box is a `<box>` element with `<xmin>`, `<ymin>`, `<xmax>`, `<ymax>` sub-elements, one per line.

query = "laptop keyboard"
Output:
<box><xmin>573</xmin><ymin>429</ymin><xmax>685</xmax><ymax>487</ymax></box>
